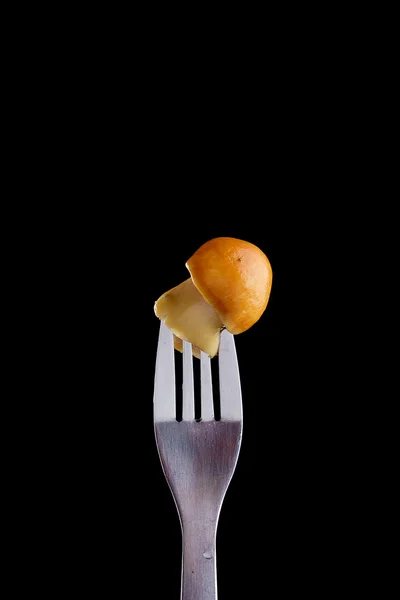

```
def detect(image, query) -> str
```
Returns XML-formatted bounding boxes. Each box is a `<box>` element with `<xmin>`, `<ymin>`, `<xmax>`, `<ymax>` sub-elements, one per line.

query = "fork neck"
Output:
<box><xmin>181</xmin><ymin>517</ymin><xmax>218</xmax><ymax>600</ymax></box>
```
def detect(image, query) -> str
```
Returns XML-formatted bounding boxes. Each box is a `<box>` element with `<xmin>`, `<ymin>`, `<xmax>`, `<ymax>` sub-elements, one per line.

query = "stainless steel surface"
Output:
<box><xmin>154</xmin><ymin>321</ymin><xmax>243</xmax><ymax>600</ymax></box>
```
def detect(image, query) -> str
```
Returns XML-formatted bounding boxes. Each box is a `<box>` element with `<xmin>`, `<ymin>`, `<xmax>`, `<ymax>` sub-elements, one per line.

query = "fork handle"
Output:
<box><xmin>181</xmin><ymin>518</ymin><xmax>218</xmax><ymax>600</ymax></box>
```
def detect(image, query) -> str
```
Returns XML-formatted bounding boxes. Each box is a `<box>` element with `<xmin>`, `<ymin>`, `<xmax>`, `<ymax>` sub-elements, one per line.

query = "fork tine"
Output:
<box><xmin>200</xmin><ymin>351</ymin><xmax>214</xmax><ymax>421</ymax></box>
<box><xmin>218</xmin><ymin>329</ymin><xmax>243</xmax><ymax>421</ymax></box>
<box><xmin>182</xmin><ymin>340</ymin><xmax>195</xmax><ymax>421</ymax></box>
<box><xmin>154</xmin><ymin>321</ymin><xmax>176</xmax><ymax>422</ymax></box>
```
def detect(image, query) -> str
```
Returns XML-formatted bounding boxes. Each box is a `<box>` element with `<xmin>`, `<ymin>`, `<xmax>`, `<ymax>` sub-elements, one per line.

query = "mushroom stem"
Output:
<box><xmin>154</xmin><ymin>278</ymin><xmax>223</xmax><ymax>358</ymax></box>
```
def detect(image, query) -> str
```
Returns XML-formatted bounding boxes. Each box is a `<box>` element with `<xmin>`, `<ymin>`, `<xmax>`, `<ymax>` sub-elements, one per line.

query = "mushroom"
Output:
<box><xmin>154</xmin><ymin>237</ymin><xmax>273</xmax><ymax>358</ymax></box>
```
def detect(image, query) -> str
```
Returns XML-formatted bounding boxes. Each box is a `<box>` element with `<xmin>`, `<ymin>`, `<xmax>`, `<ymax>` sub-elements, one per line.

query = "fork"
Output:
<box><xmin>153</xmin><ymin>321</ymin><xmax>243</xmax><ymax>600</ymax></box>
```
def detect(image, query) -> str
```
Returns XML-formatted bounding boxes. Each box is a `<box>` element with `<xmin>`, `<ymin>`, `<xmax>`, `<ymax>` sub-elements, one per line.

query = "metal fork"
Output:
<box><xmin>153</xmin><ymin>321</ymin><xmax>243</xmax><ymax>600</ymax></box>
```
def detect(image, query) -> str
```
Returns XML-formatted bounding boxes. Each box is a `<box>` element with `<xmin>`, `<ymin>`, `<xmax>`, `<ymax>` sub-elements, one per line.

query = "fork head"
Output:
<box><xmin>153</xmin><ymin>321</ymin><xmax>243</xmax><ymax>522</ymax></box>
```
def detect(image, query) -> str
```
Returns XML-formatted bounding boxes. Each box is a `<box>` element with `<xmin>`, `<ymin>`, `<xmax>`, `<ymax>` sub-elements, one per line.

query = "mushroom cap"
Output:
<box><xmin>186</xmin><ymin>237</ymin><xmax>272</xmax><ymax>335</ymax></box>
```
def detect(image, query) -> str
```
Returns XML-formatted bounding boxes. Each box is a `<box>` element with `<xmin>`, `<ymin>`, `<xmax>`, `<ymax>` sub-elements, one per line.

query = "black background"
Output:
<box><xmin>6</xmin><ymin>11</ymin><xmax>387</xmax><ymax>595</ymax></box>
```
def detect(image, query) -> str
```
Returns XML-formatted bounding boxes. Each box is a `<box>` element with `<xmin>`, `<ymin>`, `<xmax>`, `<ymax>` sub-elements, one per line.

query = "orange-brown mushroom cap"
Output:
<box><xmin>186</xmin><ymin>237</ymin><xmax>272</xmax><ymax>335</ymax></box>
